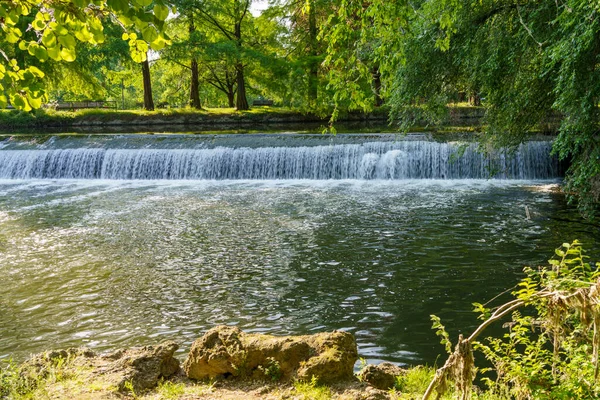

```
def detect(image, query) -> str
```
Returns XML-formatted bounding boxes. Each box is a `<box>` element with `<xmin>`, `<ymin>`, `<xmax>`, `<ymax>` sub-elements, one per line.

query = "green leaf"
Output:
<box><xmin>5</xmin><ymin>27</ymin><xmax>22</xmax><ymax>43</ymax></box>
<box><xmin>135</xmin><ymin>0</ymin><xmax>152</xmax><ymax>7</ymax></box>
<box><xmin>107</xmin><ymin>0</ymin><xmax>128</xmax><ymax>13</ymax></box>
<box><xmin>58</xmin><ymin>33</ymin><xmax>76</xmax><ymax>48</ymax></box>
<box><xmin>27</xmin><ymin>66</ymin><xmax>45</xmax><ymax>78</ymax></box>
<box><xmin>131</xmin><ymin>50</ymin><xmax>146</xmax><ymax>63</ymax></box>
<box><xmin>26</xmin><ymin>93</ymin><xmax>43</xmax><ymax>109</ymax></box>
<box><xmin>42</xmin><ymin>31</ymin><xmax>57</xmax><ymax>48</ymax></box>
<box><xmin>142</xmin><ymin>25</ymin><xmax>158</xmax><ymax>43</ymax></box>
<box><xmin>27</xmin><ymin>43</ymin><xmax>38</xmax><ymax>56</ymax></box>
<box><xmin>50</xmin><ymin>22</ymin><xmax>69</xmax><ymax>36</ymax></box>
<box><xmin>150</xmin><ymin>37</ymin><xmax>166</xmax><ymax>51</ymax></box>
<box><xmin>6</xmin><ymin>10</ymin><xmax>20</xmax><ymax>25</ymax></box>
<box><xmin>134</xmin><ymin>39</ymin><xmax>148</xmax><ymax>53</ymax></box>
<box><xmin>32</xmin><ymin>18</ymin><xmax>46</xmax><ymax>31</ymax></box>
<box><xmin>0</xmin><ymin>95</ymin><xmax>7</xmax><ymax>109</ymax></box>
<box><xmin>153</xmin><ymin>4</ymin><xmax>169</xmax><ymax>21</ymax></box>
<box><xmin>59</xmin><ymin>47</ymin><xmax>76</xmax><ymax>62</ymax></box>
<box><xmin>10</xmin><ymin>93</ymin><xmax>30</xmax><ymax>111</ymax></box>
<box><xmin>47</xmin><ymin>45</ymin><xmax>61</xmax><ymax>60</ymax></box>
<box><xmin>75</xmin><ymin>27</ymin><xmax>93</xmax><ymax>42</ymax></box>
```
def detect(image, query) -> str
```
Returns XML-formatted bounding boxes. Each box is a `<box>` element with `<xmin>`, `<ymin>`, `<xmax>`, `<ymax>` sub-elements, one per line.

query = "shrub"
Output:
<box><xmin>426</xmin><ymin>241</ymin><xmax>600</xmax><ymax>399</ymax></box>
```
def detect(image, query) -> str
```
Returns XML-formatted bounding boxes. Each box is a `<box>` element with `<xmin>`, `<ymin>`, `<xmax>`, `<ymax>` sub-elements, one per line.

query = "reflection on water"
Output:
<box><xmin>0</xmin><ymin>179</ymin><xmax>598</xmax><ymax>365</ymax></box>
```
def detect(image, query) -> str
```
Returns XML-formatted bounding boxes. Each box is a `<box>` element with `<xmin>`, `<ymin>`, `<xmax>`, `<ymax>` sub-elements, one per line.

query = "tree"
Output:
<box><xmin>270</xmin><ymin>0</ymin><xmax>331</xmax><ymax>110</ymax></box>
<box><xmin>320</xmin><ymin>0</ymin><xmax>408</xmax><ymax>115</ymax></box>
<box><xmin>181</xmin><ymin>0</ymin><xmax>253</xmax><ymax>110</ymax></box>
<box><xmin>0</xmin><ymin>0</ymin><xmax>172</xmax><ymax>110</ymax></box>
<box><xmin>394</xmin><ymin>0</ymin><xmax>600</xmax><ymax>216</ymax></box>
<box><xmin>323</xmin><ymin>0</ymin><xmax>600</xmax><ymax>216</ymax></box>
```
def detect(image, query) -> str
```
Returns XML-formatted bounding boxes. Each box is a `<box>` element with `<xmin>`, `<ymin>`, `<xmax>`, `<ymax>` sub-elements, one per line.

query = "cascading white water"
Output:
<box><xmin>0</xmin><ymin>140</ymin><xmax>560</xmax><ymax>180</ymax></box>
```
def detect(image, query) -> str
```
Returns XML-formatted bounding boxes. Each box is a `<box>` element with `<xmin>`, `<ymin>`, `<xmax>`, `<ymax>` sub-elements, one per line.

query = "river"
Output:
<box><xmin>0</xmin><ymin>133</ymin><xmax>597</xmax><ymax>365</ymax></box>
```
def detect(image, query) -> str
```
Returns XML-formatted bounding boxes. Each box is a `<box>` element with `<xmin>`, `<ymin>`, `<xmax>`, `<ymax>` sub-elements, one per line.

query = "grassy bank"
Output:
<box><xmin>0</xmin><ymin>354</ymin><xmax>503</xmax><ymax>400</ymax></box>
<box><xmin>0</xmin><ymin>106</ymin><xmax>487</xmax><ymax>133</ymax></box>
<box><xmin>0</xmin><ymin>107</ymin><xmax>390</xmax><ymax>131</ymax></box>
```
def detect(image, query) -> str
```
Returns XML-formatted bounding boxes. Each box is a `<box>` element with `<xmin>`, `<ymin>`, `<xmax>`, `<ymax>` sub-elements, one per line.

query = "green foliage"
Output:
<box><xmin>428</xmin><ymin>241</ymin><xmax>600</xmax><ymax>400</ymax></box>
<box><xmin>258</xmin><ymin>357</ymin><xmax>282</xmax><ymax>381</ymax></box>
<box><xmin>395</xmin><ymin>365</ymin><xmax>435</xmax><ymax>395</ymax></box>
<box><xmin>431</xmin><ymin>315</ymin><xmax>452</xmax><ymax>355</ymax></box>
<box><xmin>323</xmin><ymin>0</ymin><xmax>600</xmax><ymax>215</ymax></box>
<box><xmin>293</xmin><ymin>376</ymin><xmax>332</xmax><ymax>400</ymax></box>
<box><xmin>0</xmin><ymin>0</ymin><xmax>173</xmax><ymax>111</ymax></box>
<box><xmin>0</xmin><ymin>354</ymin><xmax>78</xmax><ymax>399</ymax></box>
<box><xmin>473</xmin><ymin>241</ymin><xmax>600</xmax><ymax>399</ymax></box>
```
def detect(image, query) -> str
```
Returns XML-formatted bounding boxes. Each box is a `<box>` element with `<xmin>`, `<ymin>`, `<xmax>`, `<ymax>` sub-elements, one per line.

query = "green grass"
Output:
<box><xmin>293</xmin><ymin>377</ymin><xmax>332</xmax><ymax>400</ymax></box>
<box><xmin>0</xmin><ymin>356</ymin><xmax>514</xmax><ymax>400</ymax></box>
<box><xmin>0</xmin><ymin>106</ymin><xmax>322</xmax><ymax>129</ymax></box>
<box><xmin>0</xmin><ymin>105</ymin><xmax>486</xmax><ymax>132</ymax></box>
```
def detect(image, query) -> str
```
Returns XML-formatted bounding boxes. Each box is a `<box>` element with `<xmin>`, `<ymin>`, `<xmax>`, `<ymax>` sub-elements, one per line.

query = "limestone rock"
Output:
<box><xmin>358</xmin><ymin>362</ymin><xmax>406</xmax><ymax>390</ymax></box>
<box><xmin>183</xmin><ymin>326</ymin><xmax>357</xmax><ymax>383</ymax></box>
<box><xmin>21</xmin><ymin>348</ymin><xmax>97</xmax><ymax>380</ymax></box>
<box><xmin>100</xmin><ymin>341</ymin><xmax>180</xmax><ymax>393</ymax></box>
<box><xmin>20</xmin><ymin>342</ymin><xmax>180</xmax><ymax>395</ymax></box>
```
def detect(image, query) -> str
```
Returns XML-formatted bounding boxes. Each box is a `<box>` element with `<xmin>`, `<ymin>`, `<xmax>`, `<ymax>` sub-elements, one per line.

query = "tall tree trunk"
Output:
<box><xmin>372</xmin><ymin>65</ymin><xmax>383</xmax><ymax>107</ymax></box>
<box><xmin>190</xmin><ymin>58</ymin><xmax>201</xmax><ymax>109</ymax></box>
<box><xmin>307</xmin><ymin>0</ymin><xmax>318</xmax><ymax>106</ymax></box>
<box><xmin>235</xmin><ymin>63</ymin><xmax>249</xmax><ymax>110</ymax></box>
<box><xmin>189</xmin><ymin>18</ymin><xmax>202</xmax><ymax>109</ymax></box>
<box><xmin>227</xmin><ymin>88</ymin><xmax>235</xmax><ymax>107</ymax></box>
<box><xmin>234</xmin><ymin>22</ymin><xmax>249</xmax><ymax>110</ymax></box>
<box><xmin>142</xmin><ymin>59</ymin><xmax>154</xmax><ymax>111</ymax></box>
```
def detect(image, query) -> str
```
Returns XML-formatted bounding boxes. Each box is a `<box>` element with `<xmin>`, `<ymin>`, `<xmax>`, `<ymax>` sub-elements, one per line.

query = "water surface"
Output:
<box><xmin>1</xmin><ymin>178</ymin><xmax>597</xmax><ymax>365</ymax></box>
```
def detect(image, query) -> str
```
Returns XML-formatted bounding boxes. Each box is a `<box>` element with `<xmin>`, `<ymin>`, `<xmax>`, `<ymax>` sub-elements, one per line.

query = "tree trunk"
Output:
<box><xmin>234</xmin><ymin>22</ymin><xmax>249</xmax><ymax>110</ymax></box>
<box><xmin>189</xmin><ymin>18</ymin><xmax>201</xmax><ymax>109</ymax></box>
<box><xmin>227</xmin><ymin>88</ymin><xmax>235</xmax><ymax>107</ymax></box>
<box><xmin>372</xmin><ymin>65</ymin><xmax>383</xmax><ymax>107</ymax></box>
<box><xmin>235</xmin><ymin>63</ymin><xmax>249</xmax><ymax>110</ymax></box>
<box><xmin>190</xmin><ymin>58</ymin><xmax>201</xmax><ymax>109</ymax></box>
<box><xmin>142</xmin><ymin>59</ymin><xmax>154</xmax><ymax>111</ymax></box>
<box><xmin>307</xmin><ymin>0</ymin><xmax>318</xmax><ymax>106</ymax></box>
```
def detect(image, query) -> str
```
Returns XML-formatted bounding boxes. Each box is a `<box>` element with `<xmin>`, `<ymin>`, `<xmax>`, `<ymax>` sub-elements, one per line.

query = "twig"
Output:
<box><xmin>423</xmin><ymin>291</ymin><xmax>552</xmax><ymax>400</ymax></box>
<box><xmin>517</xmin><ymin>4</ymin><xmax>546</xmax><ymax>47</ymax></box>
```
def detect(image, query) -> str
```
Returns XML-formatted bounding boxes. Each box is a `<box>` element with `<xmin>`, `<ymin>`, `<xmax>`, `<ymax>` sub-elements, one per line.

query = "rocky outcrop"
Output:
<box><xmin>19</xmin><ymin>341</ymin><xmax>180</xmax><ymax>395</ymax></box>
<box><xmin>358</xmin><ymin>362</ymin><xmax>406</xmax><ymax>390</ymax></box>
<box><xmin>183</xmin><ymin>325</ymin><xmax>357</xmax><ymax>383</ymax></box>
<box><xmin>100</xmin><ymin>341</ymin><xmax>180</xmax><ymax>393</ymax></box>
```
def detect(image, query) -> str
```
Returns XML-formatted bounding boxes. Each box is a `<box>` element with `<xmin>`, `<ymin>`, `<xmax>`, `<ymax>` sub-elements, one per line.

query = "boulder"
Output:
<box><xmin>358</xmin><ymin>362</ymin><xmax>406</xmax><ymax>390</ymax></box>
<box><xmin>183</xmin><ymin>326</ymin><xmax>357</xmax><ymax>383</ymax></box>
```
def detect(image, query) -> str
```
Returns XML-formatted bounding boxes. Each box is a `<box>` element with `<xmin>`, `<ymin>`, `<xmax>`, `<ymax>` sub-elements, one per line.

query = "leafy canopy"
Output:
<box><xmin>0</xmin><ymin>0</ymin><xmax>173</xmax><ymax>110</ymax></box>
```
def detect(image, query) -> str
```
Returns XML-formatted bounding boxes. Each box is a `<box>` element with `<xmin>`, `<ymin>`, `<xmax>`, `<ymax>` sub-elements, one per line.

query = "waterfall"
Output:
<box><xmin>0</xmin><ymin>140</ymin><xmax>561</xmax><ymax>180</ymax></box>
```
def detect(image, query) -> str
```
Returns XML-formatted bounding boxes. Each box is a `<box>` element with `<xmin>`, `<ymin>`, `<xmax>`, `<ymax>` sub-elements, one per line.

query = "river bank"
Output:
<box><xmin>0</xmin><ymin>327</ymin><xmax>441</xmax><ymax>400</ymax></box>
<box><xmin>0</xmin><ymin>106</ymin><xmax>485</xmax><ymax>133</ymax></box>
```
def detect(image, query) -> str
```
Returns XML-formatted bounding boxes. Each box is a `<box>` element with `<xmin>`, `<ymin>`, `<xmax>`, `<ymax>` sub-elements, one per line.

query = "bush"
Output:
<box><xmin>426</xmin><ymin>241</ymin><xmax>600</xmax><ymax>399</ymax></box>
